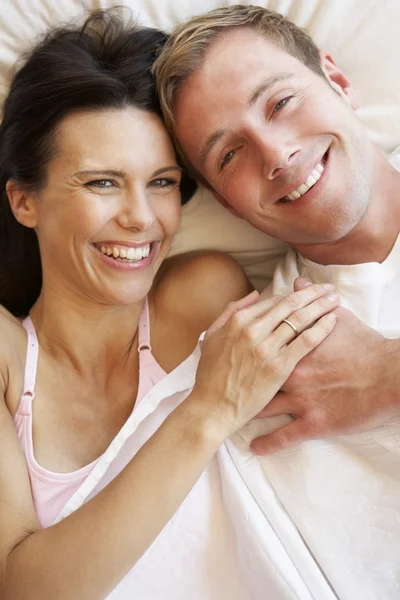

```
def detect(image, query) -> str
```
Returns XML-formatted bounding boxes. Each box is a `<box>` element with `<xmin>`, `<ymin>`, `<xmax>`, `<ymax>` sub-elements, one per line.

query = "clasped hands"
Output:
<box><xmin>250</xmin><ymin>278</ymin><xmax>400</xmax><ymax>454</ymax></box>
<box><xmin>194</xmin><ymin>278</ymin><xmax>399</xmax><ymax>453</ymax></box>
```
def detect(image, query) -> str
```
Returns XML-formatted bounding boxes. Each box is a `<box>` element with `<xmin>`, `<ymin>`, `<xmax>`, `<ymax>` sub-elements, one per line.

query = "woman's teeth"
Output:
<box><xmin>284</xmin><ymin>160</ymin><xmax>325</xmax><ymax>201</ymax></box>
<box><xmin>99</xmin><ymin>244</ymin><xmax>151</xmax><ymax>262</ymax></box>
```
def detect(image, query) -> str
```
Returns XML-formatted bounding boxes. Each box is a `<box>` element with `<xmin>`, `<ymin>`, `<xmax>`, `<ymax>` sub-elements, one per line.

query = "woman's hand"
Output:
<box><xmin>189</xmin><ymin>284</ymin><xmax>339</xmax><ymax>439</ymax></box>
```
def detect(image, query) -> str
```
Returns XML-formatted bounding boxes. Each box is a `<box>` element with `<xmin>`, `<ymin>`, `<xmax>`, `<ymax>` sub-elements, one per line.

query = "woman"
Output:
<box><xmin>0</xmin><ymin>10</ymin><xmax>339</xmax><ymax>600</ymax></box>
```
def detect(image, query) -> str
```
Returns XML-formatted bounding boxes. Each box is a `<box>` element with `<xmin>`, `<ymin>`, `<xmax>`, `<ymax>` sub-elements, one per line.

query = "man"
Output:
<box><xmin>154</xmin><ymin>4</ymin><xmax>400</xmax><ymax>451</ymax></box>
<box><xmin>153</xmin><ymin>6</ymin><xmax>400</xmax><ymax>598</ymax></box>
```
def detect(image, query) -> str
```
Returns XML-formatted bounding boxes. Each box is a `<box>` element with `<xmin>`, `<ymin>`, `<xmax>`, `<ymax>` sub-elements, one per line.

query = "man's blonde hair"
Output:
<box><xmin>153</xmin><ymin>4</ymin><xmax>325</xmax><ymax>182</ymax></box>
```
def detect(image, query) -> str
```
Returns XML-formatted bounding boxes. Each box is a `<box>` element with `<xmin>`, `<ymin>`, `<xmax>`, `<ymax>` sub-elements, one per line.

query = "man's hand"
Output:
<box><xmin>250</xmin><ymin>278</ymin><xmax>400</xmax><ymax>454</ymax></box>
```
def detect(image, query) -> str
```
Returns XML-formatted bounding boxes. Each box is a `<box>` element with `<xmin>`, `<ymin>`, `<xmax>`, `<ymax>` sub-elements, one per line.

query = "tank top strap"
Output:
<box><xmin>21</xmin><ymin>316</ymin><xmax>39</xmax><ymax>398</ymax></box>
<box><xmin>138</xmin><ymin>297</ymin><xmax>152</xmax><ymax>353</ymax></box>
<box><xmin>135</xmin><ymin>297</ymin><xmax>166</xmax><ymax>406</ymax></box>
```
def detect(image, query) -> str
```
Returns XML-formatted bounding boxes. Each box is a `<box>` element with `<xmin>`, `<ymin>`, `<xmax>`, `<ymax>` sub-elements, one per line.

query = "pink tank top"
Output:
<box><xmin>14</xmin><ymin>298</ymin><xmax>166</xmax><ymax>528</ymax></box>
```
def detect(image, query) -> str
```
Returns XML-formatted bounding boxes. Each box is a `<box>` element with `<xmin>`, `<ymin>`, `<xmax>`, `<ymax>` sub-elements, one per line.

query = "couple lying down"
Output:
<box><xmin>1</xmin><ymin>7</ymin><xmax>400</xmax><ymax>600</ymax></box>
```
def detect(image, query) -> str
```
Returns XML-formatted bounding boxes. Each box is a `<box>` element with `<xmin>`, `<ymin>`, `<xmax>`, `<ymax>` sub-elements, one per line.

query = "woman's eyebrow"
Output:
<box><xmin>151</xmin><ymin>166</ymin><xmax>183</xmax><ymax>177</ymax></box>
<box><xmin>74</xmin><ymin>169</ymin><xmax>127</xmax><ymax>178</ymax></box>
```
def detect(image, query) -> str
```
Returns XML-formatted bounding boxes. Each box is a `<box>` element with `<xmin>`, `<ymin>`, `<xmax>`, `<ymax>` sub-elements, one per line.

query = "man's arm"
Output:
<box><xmin>251</xmin><ymin>278</ymin><xmax>400</xmax><ymax>454</ymax></box>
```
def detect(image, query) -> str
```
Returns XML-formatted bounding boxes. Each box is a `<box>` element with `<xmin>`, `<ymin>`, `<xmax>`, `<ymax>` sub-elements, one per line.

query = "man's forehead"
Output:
<box><xmin>200</xmin><ymin>28</ymin><xmax>296</xmax><ymax>78</ymax></box>
<box><xmin>176</xmin><ymin>29</ymin><xmax>302</xmax><ymax>118</ymax></box>
<box><xmin>174</xmin><ymin>30</ymin><xmax>300</xmax><ymax>165</ymax></box>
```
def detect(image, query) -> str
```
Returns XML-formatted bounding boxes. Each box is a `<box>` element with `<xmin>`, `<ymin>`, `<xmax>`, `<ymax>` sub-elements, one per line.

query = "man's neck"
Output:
<box><xmin>293</xmin><ymin>155</ymin><xmax>400</xmax><ymax>266</ymax></box>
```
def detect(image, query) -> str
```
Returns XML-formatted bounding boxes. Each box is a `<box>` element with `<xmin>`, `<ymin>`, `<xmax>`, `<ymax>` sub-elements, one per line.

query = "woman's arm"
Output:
<box><xmin>0</xmin><ymin>388</ymin><xmax>221</xmax><ymax>600</ymax></box>
<box><xmin>0</xmin><ymin>274</ymin><xmax>338</xmax><ymax>600</ymax></box>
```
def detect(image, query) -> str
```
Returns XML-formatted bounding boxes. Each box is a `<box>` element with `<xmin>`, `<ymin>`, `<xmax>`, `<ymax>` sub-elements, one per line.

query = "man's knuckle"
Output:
<box><xmin>271</xmin><ymin>428</ymin><xmax>292</xmax><ymax>449</ymax></box>
<box><xmin>293</xmin><ymin>365</ymin><xmax>308</xmax><ymax>385</ymax></box>
<box><xmin>305</xmin><ymin>408</ymin><xmax>326</xmax><ymax>434</ymax></box>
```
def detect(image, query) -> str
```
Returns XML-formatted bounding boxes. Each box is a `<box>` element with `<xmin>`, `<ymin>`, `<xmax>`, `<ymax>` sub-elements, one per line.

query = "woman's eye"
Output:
<box><xmin>220</xmin><ymin>149</ymin><xmax>237</xmax><ymax>171</ymax></box>
<box><xmin>273</xmin><ymin>96</ymin><xmax>293</xmax><ymax>112</ymax></box>
<box><xmin>86</xmin><ymin>179</ymin><xmax>114</xmax><ymax>189</ymax></box>
<box><xmin>150</xmin><ymin>178</ymin><xmax>178</xmax><ymax>189</ymax></box>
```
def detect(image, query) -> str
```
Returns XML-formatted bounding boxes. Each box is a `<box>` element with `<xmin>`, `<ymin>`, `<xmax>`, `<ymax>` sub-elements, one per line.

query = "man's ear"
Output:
<box><xmin>6</xmin><ymin>180</ymin><xmax>38</xmax><ymax>228</ymax></box>
<box><xmin>212</xmin><ymin>190</ymin><xmax>243</xmax><ymax>218</ymax></box>
<box><xmin>319</xmin><ymin>51</ymin><xmax>361</xmax><ymax>110</ymax></box>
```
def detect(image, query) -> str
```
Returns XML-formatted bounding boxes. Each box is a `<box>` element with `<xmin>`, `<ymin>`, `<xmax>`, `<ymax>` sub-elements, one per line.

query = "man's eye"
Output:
<box><xmin>273</xmin><ymin>96</ymin><xmax>293</xmax><ymax>112</ymax></box>
<box><xmin>86</xmin><ymin>179</ymin><xmax>114</xmax><ymax>188</ymax></box>
<box><xmin>220</xmin><ymin>149</ymin><xmax>237</xmax><ymax>171</ymax></box>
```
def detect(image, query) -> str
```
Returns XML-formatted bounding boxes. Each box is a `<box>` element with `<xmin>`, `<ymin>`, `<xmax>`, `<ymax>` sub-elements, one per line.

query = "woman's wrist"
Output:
<box><xmin>171</xmin><ymin>391</ymin><xmax>230</xmax><ymax>456</ymax></box>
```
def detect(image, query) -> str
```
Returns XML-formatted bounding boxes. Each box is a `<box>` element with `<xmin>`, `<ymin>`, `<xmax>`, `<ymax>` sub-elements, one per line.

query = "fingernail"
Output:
<box><xmin>323</xmin><ymin>283</ymin><xmax>335</xmax><ymax>291</ymax></box>
<box><xmin>246</xmin><ymin>290</ymin><xmax>259</xmax><ymax>299</ymax></box>
<box><xmin>326</xmin><ymin>293</ymin><xmax>339</xmax><ymax>302</ymax></box>
<box><xmin>299</xmin><ymin>278</ymin><xmax>313</xmax><ymax>287</ymax></box>
<box><xmin>325</xmin><ymin>312</ymin><xmax>337</xmax><ymax>321</ymax></box>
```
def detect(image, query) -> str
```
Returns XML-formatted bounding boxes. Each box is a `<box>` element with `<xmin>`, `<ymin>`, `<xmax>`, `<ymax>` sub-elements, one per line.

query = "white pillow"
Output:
<box><xmin>1</xmin><ymin>0</ymin><xmax>399</xmax><ymax>289</ymax></box>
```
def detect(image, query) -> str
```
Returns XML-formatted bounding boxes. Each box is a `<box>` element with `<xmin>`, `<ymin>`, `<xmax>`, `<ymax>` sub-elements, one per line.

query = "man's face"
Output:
<box><xmin>174</xmin><ymin>28</ymin><xmax>373</xmax><ymax>246</ymax></box>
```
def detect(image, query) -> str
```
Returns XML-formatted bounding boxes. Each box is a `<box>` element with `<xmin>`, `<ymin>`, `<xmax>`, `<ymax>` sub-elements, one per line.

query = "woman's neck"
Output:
<box><xmin>30</xmin><ymin>284</ymin><xmax>145</xmax><ymax>380</ymax></box>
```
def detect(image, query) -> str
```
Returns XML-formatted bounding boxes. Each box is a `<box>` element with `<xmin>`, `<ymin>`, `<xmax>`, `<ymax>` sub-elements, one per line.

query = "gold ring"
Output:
<box><xmin>282</xmin><ymin>318</ymin><xmax>299</xmax><ymax>337</ymax></box>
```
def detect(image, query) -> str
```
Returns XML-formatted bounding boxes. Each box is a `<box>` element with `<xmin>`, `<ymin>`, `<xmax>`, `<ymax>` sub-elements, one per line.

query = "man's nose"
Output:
<box><xmin>250</xmin><ymin>128</ymin><xmax>301</xmax><ymax>180</ymax></box>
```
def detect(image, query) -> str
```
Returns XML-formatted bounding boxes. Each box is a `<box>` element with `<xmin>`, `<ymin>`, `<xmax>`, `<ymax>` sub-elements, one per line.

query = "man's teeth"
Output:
<box><xmin>99</xmin><ymin>244</ymin><xmax>151</xmax><ymax>261</ymax></box>
<box><xmin>285</xmin><ymin>161</ymin><xmax>324</xmax><ymax>201</ymax></box>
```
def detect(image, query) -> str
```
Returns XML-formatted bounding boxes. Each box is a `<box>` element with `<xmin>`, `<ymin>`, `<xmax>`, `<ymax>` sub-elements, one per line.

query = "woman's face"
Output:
<box><xmin>33</xmin><ymin>107</ymin><xmax>182</xmax><ymax>307</ymax></box>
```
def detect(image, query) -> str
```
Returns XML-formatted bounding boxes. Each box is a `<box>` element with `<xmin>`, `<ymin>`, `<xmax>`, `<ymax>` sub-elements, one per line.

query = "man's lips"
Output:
<box><xmin>278</xmin><ymin>149</ymin><xmax>330</xmax><ymax>204</ymax></box>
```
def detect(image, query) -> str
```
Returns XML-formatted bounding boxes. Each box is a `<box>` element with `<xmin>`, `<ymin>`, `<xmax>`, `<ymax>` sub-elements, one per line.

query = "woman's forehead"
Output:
<box><xmin>49</xmin><ymin>107</ymin><xmax>175</xmax><ymax>174</ymax></box>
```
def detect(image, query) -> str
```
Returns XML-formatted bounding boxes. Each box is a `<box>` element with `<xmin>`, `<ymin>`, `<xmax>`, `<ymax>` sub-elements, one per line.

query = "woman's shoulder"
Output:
<box><xmin>154</xmin><ymin>251</ymin><xmax>252</xmax><ymax>334</ymax></box>
<box><xmin>0</xmin><ymin>304</ymin><xmax>26</xmax><ymax>339</ymax></box>
<box><xmin>0</xmin><ymin>305</ymin><xmax>27</xmax><ymax>409</ymax></box>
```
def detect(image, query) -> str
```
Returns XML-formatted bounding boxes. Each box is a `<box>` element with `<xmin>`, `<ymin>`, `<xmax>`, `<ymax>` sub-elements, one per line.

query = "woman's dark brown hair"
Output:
<box><xmin>0</xmin><ymin>9</ymin><xmax>195</xmax><ymax>318</ymax></box>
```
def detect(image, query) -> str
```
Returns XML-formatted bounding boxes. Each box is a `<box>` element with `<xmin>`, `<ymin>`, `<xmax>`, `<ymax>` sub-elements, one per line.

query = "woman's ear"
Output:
<box><xmin>212</xmin><ymin>191</ymin><xmax>243</xmax><ymax>218</ymax></box>
<box><xmin>319</xmin><ymin>51</ymin><xmax>361</xmax><ymax>110</ymax></box>
<box><xmin>6</xmin><ymin>180</ymin><xmax>38</xmax><ymax>228</ymax></box>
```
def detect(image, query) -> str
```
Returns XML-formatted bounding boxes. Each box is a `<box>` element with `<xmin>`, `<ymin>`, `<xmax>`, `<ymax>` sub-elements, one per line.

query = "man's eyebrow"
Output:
<box><xmin>199</xmin><ymin>73</ymin><xmax>295</xmax><ymax>168</ymax></box>
<box><xmin>247</xmin><ymin>72</ymin><xmax>295</xmax><ymax>106</ymax></box>
<box><xmin>199</xmin><ymin>129</ymin><xmax>228</xmax><ymax>169</ymax></box>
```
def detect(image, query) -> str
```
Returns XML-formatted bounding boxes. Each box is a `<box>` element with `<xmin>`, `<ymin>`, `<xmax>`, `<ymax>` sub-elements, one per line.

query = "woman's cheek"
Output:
<box><xmin>158</xmin><ymin>198</ymin><xmax>181</xmax><ymax>238</ymax></box>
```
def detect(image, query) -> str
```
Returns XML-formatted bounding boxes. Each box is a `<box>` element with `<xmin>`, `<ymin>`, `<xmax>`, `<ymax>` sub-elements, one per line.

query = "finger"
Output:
<box><xmin>270</xmin><ymin>292</ymin><xmax>340</xmax><ymax>347</ymax></box>
<box><xmin>221</xmin><ymin>294</ymin><xmax>284</xmax><ymax>334</ymax></box>
<box><xmin>205</xmin><ymin>290</ymin><xmax>259</xmax><ymax>338</ymax></box>
<box><xmin>250</xmin><ymin>418</ymin><xmax>314</xmax><ymax>454</ymax></box>
<box><xmin>248</xmin><ymin>282</ymin><xmax>336</xmax><ymax>343</ymax></box>
<box><xmin>253</xmin><ymin>392</ymin><xmax>295</xmax><ymax>419</ymax></box>
<box><xmin>285</xmin><ymin>312</ymin><xmax>336</xmax><ymax>366</ymax></box>
<box><xmin>293</xmin><ymin>276</ymin><xmax>313</xmax><ymax>292</ymax></box>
